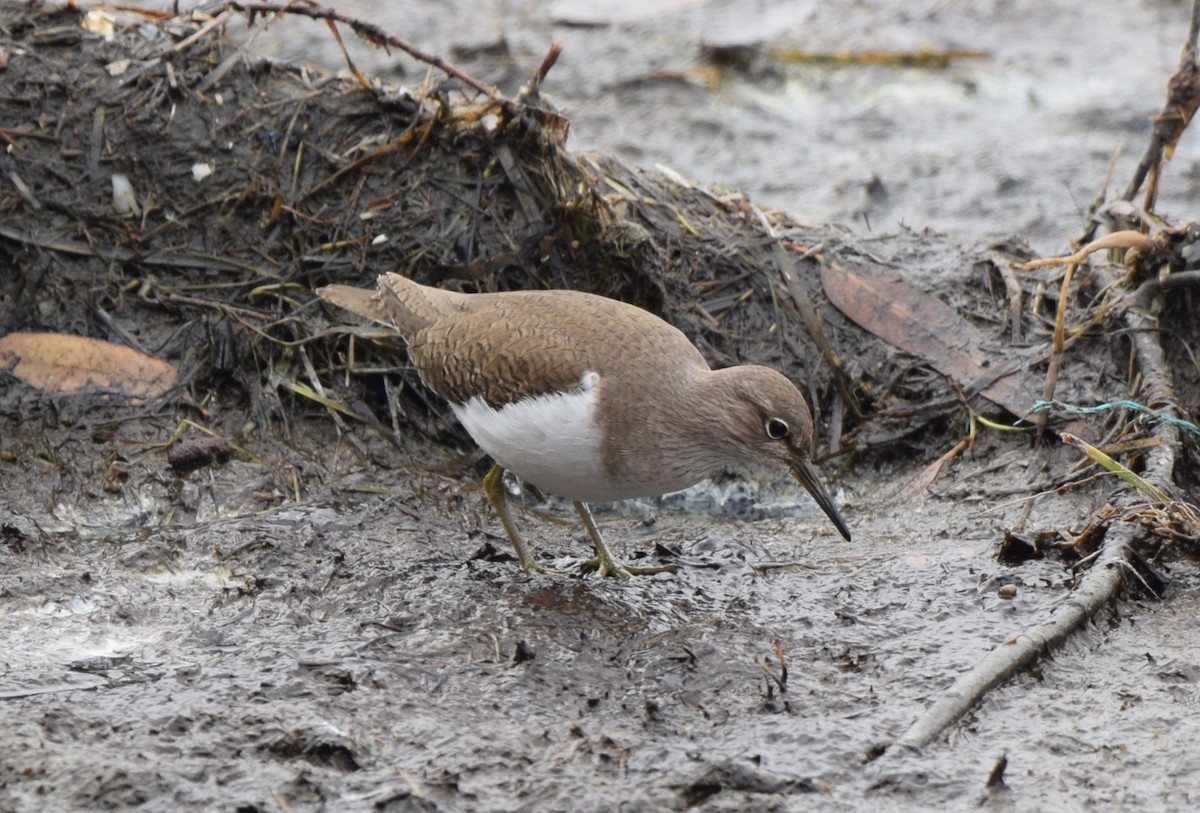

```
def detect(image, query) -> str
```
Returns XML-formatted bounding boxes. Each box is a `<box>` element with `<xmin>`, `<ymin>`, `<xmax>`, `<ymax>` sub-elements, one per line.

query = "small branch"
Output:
<box><xmin>878</xmin><ymin>232</ymin><xmax>1189</xmax><ymax>759</ymax></box>
<box><xmin>884</xmin><ymin>522</ymin><xmax>1132</xmax><ymax>754</ymax></box>
<box><xmin>772</xmin><ymin>242</ymin><xmax>861</xmax><ymax>418</ymax></box>
<box><xmin>1021</xmin><ymin>229</ymin><xmax>1153</xmax><ymax>269</ymax></box>
<box><xmin>1096</xmin><ymin>261</ymin><xmax>1184</xmax><ymax>489</ymax></box>
<box><xmin>873</xmin><ymin>245</ymin><xmax>1190</xmax><ymax>762</ymax></box>
<box><xmin>1134</xmin><ymin>268</ymin><xmax>1200</xmax><ymax>309</ymax></box>
<box><xmin>1118</xmin><ymin>0</ymin><xmax>1200</xmax><ymax>207</ymax></box>
<box><xmin>1077</xmin><ymin>0</ymin><xmax>1200</xmax><ymax>243</ymax></box>
<box><xmin>528</xmin><ymin>41</ymin><xmax>563</xmax><ymax>91</ymax></box>
<box><xmin>223</xmin><ymin>1</ymin><xmax>508</xmax><ymax>103</ymax></box>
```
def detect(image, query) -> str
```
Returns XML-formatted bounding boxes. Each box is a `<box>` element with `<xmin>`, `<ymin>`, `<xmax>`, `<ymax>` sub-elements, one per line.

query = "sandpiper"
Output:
<box><xmin>320</xmin><ymin>273</ymin><xmax>851</xmax><ymax>579</ymax></box>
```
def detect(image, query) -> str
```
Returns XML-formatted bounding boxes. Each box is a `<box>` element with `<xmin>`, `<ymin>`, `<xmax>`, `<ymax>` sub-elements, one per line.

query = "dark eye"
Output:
<box><xmin>766</xmin><ymin>418</ymin><xmax>789</xmax><ymax>439</ymax></box>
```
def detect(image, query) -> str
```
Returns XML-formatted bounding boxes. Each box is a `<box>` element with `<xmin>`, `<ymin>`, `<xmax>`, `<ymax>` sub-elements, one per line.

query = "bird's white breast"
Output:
<box><xmin>451</xmin><ymin>371</ymin><xmax>622</xmax><ymax>502</ymax></box>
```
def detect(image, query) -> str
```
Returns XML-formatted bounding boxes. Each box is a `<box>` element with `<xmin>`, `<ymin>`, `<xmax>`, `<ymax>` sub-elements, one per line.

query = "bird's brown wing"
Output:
<box><xmin>321</xmin><ymin>274</ymin><xmax>709</xmax><ymax>409</ymax></box>
<box><xmin>410</xmin><ymin>296</ymin><xmax>596</xmax><ymax>408</ymax></box>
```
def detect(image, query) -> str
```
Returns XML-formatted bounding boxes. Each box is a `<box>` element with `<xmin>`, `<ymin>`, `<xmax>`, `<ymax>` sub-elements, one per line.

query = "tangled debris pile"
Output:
<box><xmin>0</xmin><ymin>2</ymin><xmax>1072</xmax><ymax>456</ymax></box>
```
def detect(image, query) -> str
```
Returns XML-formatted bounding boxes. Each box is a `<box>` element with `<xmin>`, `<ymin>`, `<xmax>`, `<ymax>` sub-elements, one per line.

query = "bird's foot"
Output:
<box><xmin>516</xmin><ymin>557</ymin><xmax>575</xmax><ymax>578</ymax></box>
<box><xmin>579</xmin><ymin>555</ymin><xmax>677</xmax><ymax>580</ymax></box>
<box><xmin>571</xmin><ymin>500</ymin><xmax>677</xmax><ymax>580</ymax></box>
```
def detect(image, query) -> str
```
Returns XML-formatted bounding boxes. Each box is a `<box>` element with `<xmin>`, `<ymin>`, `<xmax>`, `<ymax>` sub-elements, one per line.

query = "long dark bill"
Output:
<box><xmin>790</xmin><ymin>460</ymin><xmax>852</xmax><ymax>541</ymax></box>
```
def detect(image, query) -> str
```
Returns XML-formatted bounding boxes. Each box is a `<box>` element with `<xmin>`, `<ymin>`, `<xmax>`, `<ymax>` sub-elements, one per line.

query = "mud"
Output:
<box><xmin>3</xmin><ymin>2</ymin><xmax>1200</xmax><ymax>813</ymax></box>
<box><xmin>4</xmin><ymin>419</ymin><xmax>1197</xmax><ymax>811</ymax></box>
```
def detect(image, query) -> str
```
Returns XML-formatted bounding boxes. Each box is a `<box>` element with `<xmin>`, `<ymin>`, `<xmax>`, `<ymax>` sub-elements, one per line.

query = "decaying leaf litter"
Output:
<box><xmin>1</xmin><ymin>3</ymin><xmax>1198</xmax><ymax>811</ymax></box>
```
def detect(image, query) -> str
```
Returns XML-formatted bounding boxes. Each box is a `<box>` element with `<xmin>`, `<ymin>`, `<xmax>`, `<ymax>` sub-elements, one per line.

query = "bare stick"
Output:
<box><xmin>223</xmin><ymin>1</ymin><xmax>508</xmax><ymax>102</ymax></box>
<box><xmin>1119</xmin><ymin>0</ymin><xmax>1200</xmax><ymax>206</ymax></box>
<box><xmin>887</xmin><ymin>523</ymin><xmax>1130</xmax><ymax>753</ymax></box>
<box><xmin>877</xmin><ymin>256</ymin><xmax>1186</xmax><ymax>756</ymax></box>
<box><xmin>529</xmin><ymin>41</ymin><xmax>564</xmax><ymax>91</ymax></box>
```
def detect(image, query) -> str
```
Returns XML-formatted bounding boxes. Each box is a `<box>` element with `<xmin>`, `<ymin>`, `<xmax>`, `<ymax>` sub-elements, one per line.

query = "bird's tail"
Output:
<box><xmin>318</xmin><ymin>272</ymin><xmax>471</xmax><ymax>337</ymax></box>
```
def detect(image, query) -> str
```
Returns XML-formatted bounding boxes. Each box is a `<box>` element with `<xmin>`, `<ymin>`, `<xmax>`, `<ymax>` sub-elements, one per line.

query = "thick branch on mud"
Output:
<box><xmin>887</xmin><ymin>523</ymin><xmax>1132</xmax><ymax>753</ymax></box>
<box><xmin>877</xmin><ymin>0</ymin><xmax>1200</xmax><ymax>743</ymax></box>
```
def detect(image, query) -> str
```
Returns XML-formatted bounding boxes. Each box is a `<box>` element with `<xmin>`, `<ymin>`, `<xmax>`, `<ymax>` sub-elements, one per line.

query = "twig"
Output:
<box><xmin>876</xmin><ymin>87</ymin><xmax>1194</xmax><ymax>750</ymax></box>
<box><xmin>1097</xmin><ymin>261</ymin><xmax>1186</xmax><ymax>490</ymax></box>
<box><xmin>771</xmin><ymin>241</ymin><xmax>861</xmax><ymax>418</ymax></box>
<box><xmin>1074</xmin><ymin>0</ymin><xmax>1200</xmax><ymax>244</ymax></box>
<box><xmin>1134</xmin><ymin>268</ymin><xmax>1200</xmax><ymax>308</ymax></box>
<box><xmin>996</xmin><ymin>260</ymin><xmax>1023</xmax><ymax>343</ymax></box>
<box><xmin>528</xmin><ymin>41</ymin><xmax>563</xmax><ymax>91</ymax></box>
<box><xmin>223</xmin><ymin>1</ymin><xmax>507</xmax><ymax>102</ymax></box>
<box><xmin>1033</xmin><ymin>259</ymin><xmax>1076</xmax><ymax>436</ymax></box>
<box><xmin>1021</xmin><ymin>230</ymin><xmax>1153</xmax><ymax>270</ymax></box>
<box><xmin>875</xmin><ymin>254</ymin><xmax>1188</xmax><ymax>758</ymax></box>
<box><xmin>1119</xmin><ymin>0</ymin><xmax>1200</xmax><ymax>208</ymax></box>
<box><xmin>884</xmin><ymin>520</ymin><xmax>1133</xmax><ymax>754</ymax></box>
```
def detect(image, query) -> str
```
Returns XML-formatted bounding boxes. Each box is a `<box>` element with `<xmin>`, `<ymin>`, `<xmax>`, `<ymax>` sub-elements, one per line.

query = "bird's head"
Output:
<box><xmin>715</xmin><ymin>366</ymin><xmax>851</xmax><ymax>541</ymax></box>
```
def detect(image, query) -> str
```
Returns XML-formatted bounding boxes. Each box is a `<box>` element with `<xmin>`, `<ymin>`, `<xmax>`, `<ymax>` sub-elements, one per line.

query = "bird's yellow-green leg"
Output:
<box><xmin>483</xmin><ymin>464</ymin><xmax>568</xmax><ymax>576</ymax></box>
<box><xmin>573</xmin><ymin>501</ymin><xmax>677</xmax><ymax>580</ymax></box>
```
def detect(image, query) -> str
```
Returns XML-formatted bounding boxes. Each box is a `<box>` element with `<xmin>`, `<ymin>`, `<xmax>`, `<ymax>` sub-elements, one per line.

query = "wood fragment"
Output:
<box><xmin>883</xmin><ymin>522</ymin><xmax>1131</xmax><ymax>754</ymax></box>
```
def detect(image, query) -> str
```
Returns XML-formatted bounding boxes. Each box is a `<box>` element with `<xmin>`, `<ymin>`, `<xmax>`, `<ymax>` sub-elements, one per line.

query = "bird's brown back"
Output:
<box><xmin>408</xmin><ymin>288</ymin><xmax>710</xmax><ymax>408</ymax></box>
<box><xmin>320</xmin><ymin>273</ymin><xmax>711</xmax><ymax>409</ymax></box>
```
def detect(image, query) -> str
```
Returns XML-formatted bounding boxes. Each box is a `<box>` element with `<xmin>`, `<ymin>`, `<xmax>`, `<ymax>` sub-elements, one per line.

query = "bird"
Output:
<box><xmin>318</xmin><ymin>272</ymin><xmax>851</xmax><ymax>579</ymax></box>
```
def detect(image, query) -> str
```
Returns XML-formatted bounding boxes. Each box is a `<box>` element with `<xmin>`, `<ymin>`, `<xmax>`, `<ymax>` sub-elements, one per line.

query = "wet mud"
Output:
<box><xmin>4</xmin><ymin>421</ymin><xmax>1197</xmax><ymax>810</ymax></box>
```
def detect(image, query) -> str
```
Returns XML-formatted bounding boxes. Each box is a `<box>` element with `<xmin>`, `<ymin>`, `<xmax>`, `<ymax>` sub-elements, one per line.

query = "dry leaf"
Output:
<box><xmin>0</xmin><ymin>331</ymin><xmax>178</xmax><ymax>401</ymax></box>
<box><xmin>821</xmin><ymin>262</ymin><xmax>1034</xmax><ymax>416</ymax></box>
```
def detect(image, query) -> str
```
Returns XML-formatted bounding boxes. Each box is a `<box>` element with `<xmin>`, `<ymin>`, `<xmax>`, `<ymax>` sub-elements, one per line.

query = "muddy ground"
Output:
<box><xmin>3</xmin><ymin>2</ymin><xmax>1200</xmax><ymax>812</ymax></box>
<box><xmin>5</xmin><ymin>432</ymin><xmax>1198</xmax><ymax>813</ymax></box>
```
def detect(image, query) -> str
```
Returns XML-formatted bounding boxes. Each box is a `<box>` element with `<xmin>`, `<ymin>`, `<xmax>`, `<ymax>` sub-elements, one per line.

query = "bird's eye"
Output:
<box><xmin>766</xmin><ymin>418</ymin><xmax>789</xmax><ymax>439</ymax></box>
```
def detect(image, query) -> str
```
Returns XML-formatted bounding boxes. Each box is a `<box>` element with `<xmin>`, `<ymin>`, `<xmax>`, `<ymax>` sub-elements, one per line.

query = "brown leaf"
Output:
<box><xmin>821</xmin><ymin>262</ymin><xmax>1030</xmax><ymax>415</ymax></box>
<box><xmin>0</xmin><ymin>331</ymin><xmax>177</xmax><ymax>402</ymax></box>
